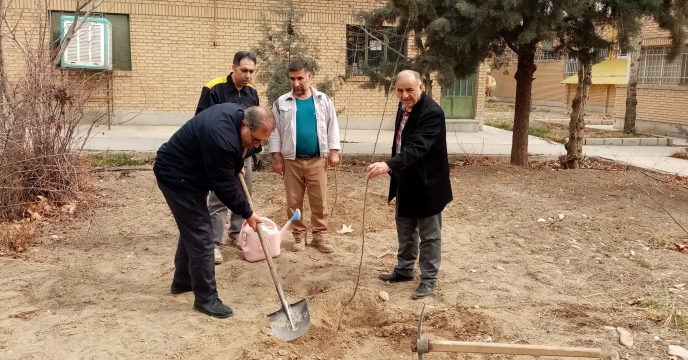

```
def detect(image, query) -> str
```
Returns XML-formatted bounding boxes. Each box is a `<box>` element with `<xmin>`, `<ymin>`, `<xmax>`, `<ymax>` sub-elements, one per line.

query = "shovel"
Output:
<box><xmin>238</xmin><ymin>174</ymin><xmax>310</xmax><ymax>341</ymax></box>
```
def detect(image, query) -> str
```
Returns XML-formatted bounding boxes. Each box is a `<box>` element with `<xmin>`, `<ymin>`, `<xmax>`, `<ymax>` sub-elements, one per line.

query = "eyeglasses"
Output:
<box><xmin>250</xmin><ymin>132</ymin><xmax>262</xmax><ymax>146</ymax></box>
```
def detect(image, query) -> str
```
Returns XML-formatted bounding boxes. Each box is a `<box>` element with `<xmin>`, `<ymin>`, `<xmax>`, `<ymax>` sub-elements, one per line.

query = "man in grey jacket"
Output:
<box><xmin>269</xmin><ymin>58</ymin><xmax>340</xmax><ymax>253</ymax></box>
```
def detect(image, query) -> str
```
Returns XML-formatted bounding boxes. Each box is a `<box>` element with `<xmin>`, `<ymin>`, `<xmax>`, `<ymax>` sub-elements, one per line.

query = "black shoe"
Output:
<box><xmin>170</xmin><ymin>284</ymin><xmax>192</xmax><ymax>294</ymax></box>
<box><xmin>412</xmin><ymin>283</ymin><xmax>435</xmax><ymax>299</ymax></box>
<box><xmin>379</xmin><ymin>272</ymin><xmax>413</xmax><ymax>283</ymax></box>
<box><xmin>194</xmin><ymin>298</ymin><xmax>233</xmax><ymax>319</ymax></box>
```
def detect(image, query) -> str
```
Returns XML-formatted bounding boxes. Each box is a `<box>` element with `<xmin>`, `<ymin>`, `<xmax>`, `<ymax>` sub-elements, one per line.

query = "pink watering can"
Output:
<box><xmin>238</xmin><ymin>209</ymin><xmax>301</xmax><ymax>263</ymax></box>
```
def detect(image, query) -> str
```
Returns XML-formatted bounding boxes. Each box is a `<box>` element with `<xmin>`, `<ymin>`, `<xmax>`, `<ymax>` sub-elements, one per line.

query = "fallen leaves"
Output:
<box><xmin>336</xmin><ymin>224</ymin><xmax>354</xmax><ymax>234</ymax></box>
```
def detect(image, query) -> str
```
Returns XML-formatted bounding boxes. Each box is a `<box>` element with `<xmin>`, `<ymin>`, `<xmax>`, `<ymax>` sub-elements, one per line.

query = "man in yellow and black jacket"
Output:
<box><xmin>195</xmin><ymin>51</ymin><xmax>260</xmax><ymax>264</ymax></box>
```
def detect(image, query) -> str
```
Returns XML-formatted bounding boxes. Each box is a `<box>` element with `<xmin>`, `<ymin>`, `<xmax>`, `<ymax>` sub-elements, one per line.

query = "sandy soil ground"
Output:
<box><xmin>2</xmin><ymin>163</ymin><xmax>688</xmax><ymax>360</ymax></box>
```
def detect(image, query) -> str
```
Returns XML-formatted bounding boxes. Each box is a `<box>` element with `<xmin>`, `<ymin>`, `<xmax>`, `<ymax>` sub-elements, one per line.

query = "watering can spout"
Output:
<box><xmin>280</xmin><ymin>209</ymin><xmax>301</xmax><ymax>239</ymax></box>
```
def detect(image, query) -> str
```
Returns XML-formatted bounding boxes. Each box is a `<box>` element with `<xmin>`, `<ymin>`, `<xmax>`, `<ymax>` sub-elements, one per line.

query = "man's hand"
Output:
<box><xmin>246</xmin><ymin>213</ymin><xmax>262</xmax><ymax>231</ymax></box>
<box><xmin>272</xmin><ymin>153</ymin><xmax>284</xmax><ymax>176</ymax></box>
<box><xmin>366</xmin><ymin>161</ymin><xmax>391</xmax><ymax>179</ymax></box>
<box><xmin>327</xmin><ymin>150</ymin><xmax>339</xmax><ymax>167</ymax></box>
<box><xmin>240</xmin><ymin>167</ymin><xmax>246</xmax><ymax>177</ymax></box>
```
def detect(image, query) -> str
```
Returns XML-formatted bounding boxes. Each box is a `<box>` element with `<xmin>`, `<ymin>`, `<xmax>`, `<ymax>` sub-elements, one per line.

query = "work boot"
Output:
<box><xmin>214</xmin><ymin>248</ymin><xmax>223</xmax><ymax>264</ymax></box>
<box><xmin>194</xmin><ymin>298</ymin><xmax>233</xmax><ymax>318</ymax></box>
<box><xmin>311</xmin><ymin>238</ymin><xmax>334</xmax><ymax>253</ymax></box>
<box><xmin>412</xmin><ymin>283</ymin><xmax>436</xmax><ymax>299</ymax></box>
<box><xmin>228</xmin><ymin>237</ymin><xmax>242</xmax><ymax>250</ymax></box>
<box><xmin>379</xmin><ymin>272</ymin><xmax>414</xmax><ymax>283</ymax></box>
<box><xmin>293</xmin><ymin>237</ymin><xmax>306</xmax><ymax>252</ymax></box>
<box><xmin>170</xmin><ymin>283</ymin><xmax>192</xmax><ymax>295</ymax></box>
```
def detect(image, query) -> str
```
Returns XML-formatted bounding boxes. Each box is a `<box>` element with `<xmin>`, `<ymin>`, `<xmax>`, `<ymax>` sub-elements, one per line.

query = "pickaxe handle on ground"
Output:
<box><xmin>414</xmin><ymin>304</ymin><xmax>609</xmax><ymax>360</ymax></box>
<box><xmin>413</xmin><ymin>340</ymin><xmax>602</xmax><ymax>358</ymax></box>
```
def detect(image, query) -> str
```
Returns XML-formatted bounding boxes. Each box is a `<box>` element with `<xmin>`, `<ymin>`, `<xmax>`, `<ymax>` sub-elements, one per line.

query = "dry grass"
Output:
<box><xmin>484</xmin><ymin>102</ymin><xmax>648</xmax><ymax>143</ymax></box>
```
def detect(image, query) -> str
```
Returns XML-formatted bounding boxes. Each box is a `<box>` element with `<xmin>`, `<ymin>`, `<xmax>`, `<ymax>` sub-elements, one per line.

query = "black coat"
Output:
<box><xmin>385</xmin><ymin>92</ymin><xmax>453</xmax><ymax>218</ymax></box>
<box><xmin>153</xmin><ymin>103</ymin><xmax>253</xmax><ymax>218</ymax></box>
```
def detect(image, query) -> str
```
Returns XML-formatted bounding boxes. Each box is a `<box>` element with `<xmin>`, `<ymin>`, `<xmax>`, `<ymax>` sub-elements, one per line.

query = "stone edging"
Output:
<box><xmin>564</xmin><ymin>138</ymin><xmax>674</xmax><ymax>146</ymax></box>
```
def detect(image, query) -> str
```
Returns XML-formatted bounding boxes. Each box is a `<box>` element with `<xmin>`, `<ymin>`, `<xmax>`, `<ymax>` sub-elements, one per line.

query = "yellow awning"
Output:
<box><xmin>561</xmin><ymin>59</ymin><xmax>628</xmax><ymax>85</ymax></box>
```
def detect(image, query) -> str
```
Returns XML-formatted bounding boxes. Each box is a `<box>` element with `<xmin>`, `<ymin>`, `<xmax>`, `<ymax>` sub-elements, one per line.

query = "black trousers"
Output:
<box><xmin>157</xmin><ymin>180</ymin><xmax>217</xmax><ymax>304</ymax></box>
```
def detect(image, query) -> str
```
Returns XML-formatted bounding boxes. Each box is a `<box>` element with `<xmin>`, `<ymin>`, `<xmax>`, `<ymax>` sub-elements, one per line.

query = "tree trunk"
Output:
<box><xmin>624</xmin><ymin>28</ymin><xmax>643</xmax><ymax>134</ymax></box>
<box><xmin>511</xmin><ymin>47</ymin><xmax>537</xmax><ymax>166</ymax></box>
<box><xmin>0</xmin><ymin>0</ymin><xmax>5</xmax><ymax>106</ymax></box>
<box><xmin>565</xmin><ymin>50</ymin><xmax>592</xmax><ymax>169</ymax></box>
<box><xmin>424</xmin><ymin>74</ymin><xmax>433</xmax><ymax>99</ymax></box>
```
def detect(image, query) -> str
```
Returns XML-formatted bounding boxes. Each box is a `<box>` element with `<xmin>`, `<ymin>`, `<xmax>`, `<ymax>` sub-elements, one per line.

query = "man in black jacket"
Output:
<box><xmin>154</xmin><ymin>103</ymin><xmax>274</xmax><ymax>318</ymax></box>
<box><xmin>366</xmin><ymin>70</ymin><xmax>453</xmax><ymax>300</ymax></box>
<box><xmin>195</xmin><ymin>51</ymin><xmax>261</xmax><ymax>264</ymax></box>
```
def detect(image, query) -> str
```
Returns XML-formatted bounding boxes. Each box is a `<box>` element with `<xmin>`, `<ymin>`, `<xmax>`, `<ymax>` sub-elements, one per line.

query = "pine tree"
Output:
<box><xmin>360</xmin><ymin>0</ymin><xmax>688</xmax><ymax>166</ymax></box>
<box><xmin>253</xmin><ymin>0</ymin><xmax>338</xmax><ymax>106</ymax></box>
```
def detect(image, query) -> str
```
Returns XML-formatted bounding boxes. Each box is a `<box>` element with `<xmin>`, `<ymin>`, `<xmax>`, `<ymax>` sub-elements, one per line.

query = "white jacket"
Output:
<box><xmin>269</xmin><ymin>86</ymin><xmax>340</xmax><ymax>160</ymax></box>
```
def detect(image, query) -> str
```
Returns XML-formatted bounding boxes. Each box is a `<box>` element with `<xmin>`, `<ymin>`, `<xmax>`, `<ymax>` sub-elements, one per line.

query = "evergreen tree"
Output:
<box><xmin>360</xmin><ymin>0</ymin><xmax>688</xmax><ymax>166</ymax></box>
<box><xmin>253</xmin><ymin>0</ymin><xmax>338</xmax><ymax>106</ymax></box>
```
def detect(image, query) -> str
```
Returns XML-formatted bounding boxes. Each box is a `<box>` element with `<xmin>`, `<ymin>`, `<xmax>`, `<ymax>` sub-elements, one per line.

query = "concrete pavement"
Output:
<box><xmin>79</xmin><ymin>124</ymin><xmax>688</xmax><ymax>176</ymax></box>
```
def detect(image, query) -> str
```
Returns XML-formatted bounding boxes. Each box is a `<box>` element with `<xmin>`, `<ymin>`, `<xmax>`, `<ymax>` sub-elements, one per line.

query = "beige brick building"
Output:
<box><xmin>489</xmin><ymin>21</ymin><xmax>688</xmax><ymax>138</ymax></box>
<box><xmin>3</xmin><ymin>0</ymin><xmax>486</xmax><ymax>131</ymax></box>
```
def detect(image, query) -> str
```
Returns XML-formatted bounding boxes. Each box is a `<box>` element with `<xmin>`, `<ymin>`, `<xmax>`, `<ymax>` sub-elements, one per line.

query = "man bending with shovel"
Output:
<box><xmin>154</xmin><ymin>104</ymin><xmax>274</xmax><ymax>318</ymax></box>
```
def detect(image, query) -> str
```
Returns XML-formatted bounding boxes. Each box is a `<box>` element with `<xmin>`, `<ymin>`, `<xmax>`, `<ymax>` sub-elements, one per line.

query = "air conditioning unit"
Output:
<box><xmin>60</xmin><ymin>15</ymin><xmax>112</xmax><ymax>70</ymax></box>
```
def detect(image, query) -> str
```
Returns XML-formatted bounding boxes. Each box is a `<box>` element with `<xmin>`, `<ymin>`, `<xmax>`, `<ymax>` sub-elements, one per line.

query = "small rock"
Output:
<box><xmin>565</xmin><ymin>259</ymin><xmax>570</xmax><ymax>265</ymax></box>
<box><xmin>496</xmin><ymin>266</ymin><xmax>505</xmax><ymax>272</ymax></box>
<box><xmin>470</xmin><ymin>269</ymin><xmax>476</xmax><ymax>273</ymax></box>
<box><xmin>654</xmin><ymin>336</ymin><xmax>661</xmax><ymax>341</ymax></box>
<box><xmin>582</xmin><ymin>214</ymin><xmax>588</xmax><ymax>219</ymax></box>
<box><xmin>675</xmin><ymin>284</ymin><xmax>686</xmax><ymax>289</ymax></box>
<box><xmin>617</xmin><ymin>327</ymin><xmax>633</xmax><ymax>348</ymax></box>
<box><xmin>378</xmin><ymin>291</ymin><xmax>390</xmax><ymax>302</ymax></box>
<box><xmin>604</xmin><ymin>326</ymin><xmax>617</xmax><ymax>331</ymax></box>
<box><xmin>538</xmin><ymin>218</ymin><xmax>546</xmax><ymax>223</ymax></box>
<box><xmin>474</xmin><ymin>305</ymin><xmax>480</xmax><ymax>309</ymax></box>
<box><xmin>485</xmin><ymin>336</ymin><xmax>493</xmax><ymax>342</ymax></box>
<box><xmin>667</xmin><ymin>345</ymin><xmax>688</xmax><ymax>360</ymax></box>
<box><xmin>558</xmin><ymin>214</ymin><xmax>565</xmax><ymax>220</ymax></box>
<box><xmin>669</xmin><ymin>288</ymin><xmax>681</xmax><ymax>294</ymax></box>
<box><xmin>261</xmin><ymin>328</ymin><xmax>273</xmax><ymax>336</ymax></box>
<box><xmin>630</xmin><ymin>250</ymin><xmax>635</xmax><ymax>257</ymax></box>
<box><xmin>51</xmin><ymin>235</ymin><xmax>59</xmax><ymax>240</ymax></box>
<box><xmin>278</xmin><ymin>350</ymin><xmax>288</xmax><ymax>356</ymax></box>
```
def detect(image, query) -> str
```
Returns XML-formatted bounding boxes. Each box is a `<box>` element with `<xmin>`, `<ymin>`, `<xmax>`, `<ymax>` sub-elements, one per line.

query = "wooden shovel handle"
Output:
<box><xmin>414</xmin><ymin>340</ymin><xmax>602</xmax><ymax>358</ymax></box>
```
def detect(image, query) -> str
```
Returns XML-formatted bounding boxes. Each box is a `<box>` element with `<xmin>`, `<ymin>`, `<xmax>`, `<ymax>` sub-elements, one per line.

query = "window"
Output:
<box><xmin>50</xmin><ymin>11</ymin><xmax>132</xmax><ymax>71</ymax></box>
<box><xmin>346</xmin><ymin>25</ymin><xmax>406</xmax><ymax>75</ymax></box>
<box><xmin>638</xmin><ymin>46</ymin><xmax>688</xmax><ymax>85</ymax></box>
<box><xmin>535</xmin><ymin>41</ymin><xmax>559</xmax><ymax>61</ymax></box>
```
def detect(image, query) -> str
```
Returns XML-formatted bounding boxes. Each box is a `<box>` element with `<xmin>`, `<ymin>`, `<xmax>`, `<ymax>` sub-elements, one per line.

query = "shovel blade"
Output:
<box><xmin>267</xmin><ymin>299</ymin><xmax>311</xmax><ymax>341</ymax></box>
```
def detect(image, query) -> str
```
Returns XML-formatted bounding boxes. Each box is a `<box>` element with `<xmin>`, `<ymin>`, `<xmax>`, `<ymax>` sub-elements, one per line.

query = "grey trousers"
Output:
<box><xmin>393</xmin><ymin>211</ymin><xmax>442</xmax><ymax>286</ymax></box>
<box><xmin>207</xmin><ymin>157</ymin><xmax>252</xmax><ymax>249</ymax></box>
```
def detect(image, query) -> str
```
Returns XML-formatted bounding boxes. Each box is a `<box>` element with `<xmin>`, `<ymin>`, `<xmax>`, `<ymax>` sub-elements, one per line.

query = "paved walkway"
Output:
<box><xmin>79</xmin><ymin>124</ymin><xmax>688</xmax><ymax>176</ymax></box>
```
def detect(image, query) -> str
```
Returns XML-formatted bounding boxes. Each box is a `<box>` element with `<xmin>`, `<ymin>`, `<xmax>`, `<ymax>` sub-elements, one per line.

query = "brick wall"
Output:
<box><xmin>5</xmin><ymin>0</ymin><xmax>483</xmax><ymax>124</ymax></box>
<box><xmin>566</xmin><ymin>84</ymin><xmax>615</xmax><ymax>113</ymax></box>
<box><xmin>489</xmin><ymin>60</ymin><xmax>567</xmax><ymax>107</ymax></box>
<box><xmin>614</xmin><ymin>85</ymin><xmax>688</xmax><ymax>126</ymax></box>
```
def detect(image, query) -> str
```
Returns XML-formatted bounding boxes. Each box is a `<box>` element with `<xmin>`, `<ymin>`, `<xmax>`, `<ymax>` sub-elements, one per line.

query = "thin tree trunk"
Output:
<box><xmin>424</xmin><ymin>73</ymin><xmax>433</xmax><ymax>99</ymax></box>
<box><xmin>0</xmin><ymin>0</ymin><xmax>6</xmax><ymax>106</ymax></box>
<box><xmin>565</xmin><ymin>50</ymin><xmax>592</xmax><ymax>169</ymax></box>
<box><xmin>624</xmin><ymin>28</ymin><xmax>643</xmax><ymax>134</ymax></box>
<box><xmin>511</xmin><ymin>47</ymin><xmax>537</xmax><ymax>166</ymax></box>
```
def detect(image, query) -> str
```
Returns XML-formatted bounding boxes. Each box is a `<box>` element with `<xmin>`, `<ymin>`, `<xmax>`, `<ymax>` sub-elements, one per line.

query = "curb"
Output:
<box><xmin>563</xmin><ymin>137</ymin><xmax>674</xmax><ymax>146</ymax></box>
